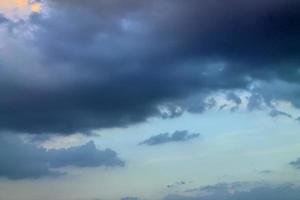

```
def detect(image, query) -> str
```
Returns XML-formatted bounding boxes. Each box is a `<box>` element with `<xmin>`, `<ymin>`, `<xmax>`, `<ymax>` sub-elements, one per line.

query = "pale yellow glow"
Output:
<box><xmin>31</xmin><ymin>2</ymin><xmax>41</xmax><ymax>13</ymax></box>
<box><xmin>0</xmin><ymin>0</ymin><xmax>42</xmax><ymax>20</ymax></box>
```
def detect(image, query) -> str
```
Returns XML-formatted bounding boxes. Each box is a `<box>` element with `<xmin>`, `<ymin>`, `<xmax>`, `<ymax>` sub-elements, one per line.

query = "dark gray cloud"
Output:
<box><xmin>164</xmin><ymin>182</ymin><xmax>300</xmax><ymax>200</ymax></box>
<box><xmin>0</xmin><ymin>0</ymin><xmax>299</xmax><ymax>134</ymax></box>
<box><xmin>0</xmin><ymin>134</ymin><xmax>124</xmax><ymax>180</ymax></box>
<box><xmin>140</xmin><ymin>130</ymin><xmax>200</xmax><ymax>146</ymax></box>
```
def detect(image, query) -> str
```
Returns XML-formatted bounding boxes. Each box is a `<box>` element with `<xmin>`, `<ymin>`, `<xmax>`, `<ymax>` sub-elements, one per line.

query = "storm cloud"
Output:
<box><xmin>0</xmin><ymin>134</ymin><xmax>124</xmax><ymax>180</ymax></box>
<box><xmin>0</xmin><ymin>0</ymin><xmax>300</xmax><ymax>134</ymax></box>
<box><xmin>140</xmin><ymin>130</ymin><xmax>200</xmax><ymax>146</ymax></box>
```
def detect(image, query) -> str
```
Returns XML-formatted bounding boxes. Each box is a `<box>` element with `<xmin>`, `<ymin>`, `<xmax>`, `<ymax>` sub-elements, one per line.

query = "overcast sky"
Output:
<box><xmin>1</xmin><ymin>0</ymin><xmax>300</xmax><ymax>200</ymax></box>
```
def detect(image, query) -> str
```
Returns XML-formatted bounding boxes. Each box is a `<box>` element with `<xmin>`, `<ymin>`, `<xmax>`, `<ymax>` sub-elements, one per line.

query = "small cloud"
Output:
<box><xmin>290</xmin><ymin>158</ymin><xmax>300</xmax><ymax>169</ymax></box>
<box><xmin>139</xmin><ymin>130</ymin><xmax>200</xmax><ymax>146</ymax></box>
<box><xmin>269</xmin><ymin>109</ymin><xmax>292</xmax><ymax>118</ymax></box>
<box><xmin>120</xmin><ymin>197</ymin><xmax>139</xmax><ymax>200</ymax></box>
<box><xmin>260</xmin><ymin>170</ymin><xmax>272</xmax><ymax>174</ymax></box>
<box><xmin>167</xmin><ymin>180</ymin><xmax>187</xmax><ymax>189</ymax></box>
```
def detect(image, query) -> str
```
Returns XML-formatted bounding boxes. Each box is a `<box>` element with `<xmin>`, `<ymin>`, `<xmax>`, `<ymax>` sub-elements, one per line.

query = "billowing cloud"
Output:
<box><xmin>0</xmin><ymin>0</ymin><xmax>299</xmax><ymax>134</ymax></box>
<box><xmin>164</xmin><ymin>182</ymin><xmax>300</xmax><ymax>200</ymax></box>
<box><xmin>0</xmin><ymin>134</ymin><xmax>124</xmax><ymax>180</ymax></box>
<box><xmin>140</xmin><ymin>130</ymin><xmax>200</xmax><ymax>146</ymax></box>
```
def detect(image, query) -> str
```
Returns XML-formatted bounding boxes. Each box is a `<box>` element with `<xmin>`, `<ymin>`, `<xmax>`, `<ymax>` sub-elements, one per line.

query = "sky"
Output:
<box><xmin>0</xmin><ymin>0</ymin><xmax>300</xmax><ymax>199</ymax></box>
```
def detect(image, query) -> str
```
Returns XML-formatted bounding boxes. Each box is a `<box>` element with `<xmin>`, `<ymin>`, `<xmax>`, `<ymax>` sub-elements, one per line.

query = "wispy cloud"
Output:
<box><xmin>140</xmin><ymin>130</ymin><xmax>200</xmax><ymax>146</ymax></box>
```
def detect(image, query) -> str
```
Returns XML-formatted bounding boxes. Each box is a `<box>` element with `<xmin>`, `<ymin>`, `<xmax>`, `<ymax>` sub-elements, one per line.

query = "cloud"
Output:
<box><xmin>120</xmin><ymin>197</ymin><xmax>139</xmax><ymax>200</ymax></box>
<box><xmin>159</xmin><ymin>103</ymin><xmax>184</xmax><ymax>119</ymax></box>
<box><xmin>290</xmin><ymin>157</ymin><xmax>300</xmax><ymax>169</ymax></box>
<box><xmin>0</xmin><ymin>0</ymin><xmax>299</xmax><ymax>134</ymax></box>
<box><xmin>247</xmin><ymin>93</ymin><xmax>265</xmax><ymax>111</ymax></box>
<box><xmin>225</xmin><ymin>92</ymin><xmax>242</xmax><ymax>112</ymax></box>
<box><xmin>167</xmin><ymin>181</ymin><xmax>187</xmax><ymax>189</ymax></box>
<box><xmin>0</xmin><ymin>14</ymin><xmax>8</xmax><ymax>23</ymax></box>
<box><xmin>140</xmin><ymin>130</ymin><xmax>200</xmax><ymax>146</ymax></box>
<box><xmin>269</xmin><ymin>109</ymin><xmax>292</xmax><ymax>118</ymax></box>
<box><xmin>0</xmin><ymin>134</ymin><xmax>124</xmax><ymax>180</ymax></box>
<box><xmin>260</xmin><ymin>170</ymin><xmax>273</xmax><ymax>174</ymax></box>
<box><xmin>48</xmin><ymin>141</ymin><xmax>124</xmax><ymax>168</ymax></box>
<box><xmin>219</xmin><ymin>104</ymin><xmax>228</xmax><ymax>111</ymax></box>
<box><xmin>226</xmin><ymin>93</ymin><xmax>242</xmax><ymax>106</ymax></box>
<box><xmin>164</xmin><ymin>182</ymin><xmax>300</xmax><ymax>200</ymax></box>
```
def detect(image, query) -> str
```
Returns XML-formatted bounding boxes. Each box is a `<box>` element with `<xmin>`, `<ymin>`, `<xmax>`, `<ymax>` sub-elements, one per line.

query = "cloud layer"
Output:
<box><xmin>164</xmin><ymin>182</ymin><xmax>300</xmax><ymax>200</ymax></box>
<box><xmin>0</xmin><ymin>0</ymin><xmax>299</xmax><ymax>134</ymax></box>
